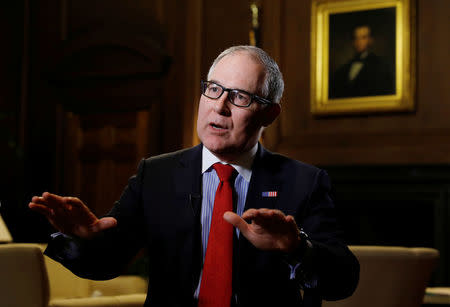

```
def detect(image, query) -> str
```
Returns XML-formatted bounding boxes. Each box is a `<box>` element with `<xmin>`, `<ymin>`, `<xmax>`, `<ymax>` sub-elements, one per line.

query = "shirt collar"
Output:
<box><xmin>202</xmin><ymin>144</ymin><xmax>258</xmax><ymax>182</ymax></box>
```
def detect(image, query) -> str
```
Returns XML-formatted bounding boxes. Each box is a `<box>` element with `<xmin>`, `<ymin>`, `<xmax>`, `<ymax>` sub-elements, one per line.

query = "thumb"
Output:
<box><xmin>224</xmin><ymin>211</ymin><xmax>249</xmax><ymax>234</ymax></box>
<box><xmin>90</xmin><ymin>217</ymin><xmax>118</xmax><ymax>233</ymax></box>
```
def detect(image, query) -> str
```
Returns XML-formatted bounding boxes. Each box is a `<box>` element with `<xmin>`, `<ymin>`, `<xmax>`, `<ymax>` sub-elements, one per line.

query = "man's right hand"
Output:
<box><xmin>29</xmin><ymin>192</ymin><xmax>117</xmax><ymax>239</ymax></box>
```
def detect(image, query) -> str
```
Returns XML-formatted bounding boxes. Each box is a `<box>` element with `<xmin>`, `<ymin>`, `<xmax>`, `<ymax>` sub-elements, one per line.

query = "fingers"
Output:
<box><xmin>89</xmin><ymin>217</ymin><xmax>118</xmax><ymax>233</ymax></box>
<box><xmin>64</xmin><ymin>196</ymin><xmax>86</xmax><ymax>209</ymax></box>
<box><xmin>29</xmin><ymin>194</ymin><xmax>58</xmax><ymax>216</ymax></box>
<box><xmin>28</xmin><ymin>202</ymin><xmax>66</xmax><ymax>232</ymax></box>
<box><xmin>226</xmin><ymin>209</ymin><xmax>302</xmax><ymax>252</ymax></box>
<box><xmin>223</xmin><ymin>211</ymin><xmax>249</xmax><ymax>233</ymax></box>
<box><xmin>30</xmin><ymin>192</ymin><xmax>99</xmax><ymax>236</ymax></box>
<box><xmin>43</xmin><ymin>192</ymin><xmax>74</xmax><ymax>212</ymax></box>
<box><xmin>64</xmin><ymin>196</ymin><xmax>98</xmax><ymax>224</ymax></box>
<box><xmin>29</xmin><ymin>192</ymin><xmax>116</xmax><ymax>239</ymax></box>
<box><xmin>242</xmin><ymin>208</ymin><xmax>284</xmax><ymax>219</ymax></box>
<box><xmin>241</xmin><ymin>208</ymin><xmax>258</xmax><ymax>220</ymax></box>
<box><xmin>242</xmin><ymin>208</ymin><xmax>287</xmax><ymax>226</ymax></box>
<box><xmin>30</xmin><ymin>195</ymin><xmax>51</xmax><ymax>210</ymax></box>
<box><xmin>285</xmin><ymin>215</ymin><xmax>300</xmax><ymax>234</ymax></box>
<box><xmin>42</xmin><ymin>191</ymin><xmax>64</xmax><ymax>203</ymax></box>
<box><xmin>28</xmin><ymin>203</ymin><xmax>53</xmax><ymax>218</ymax></box>
<box><xmin>32</xmin><ymin>192</ymin><xmax>93</xmax><ymax>220</ymax></box>
<box><xmin>30</xmin><ymin>192</ymin><xmax>66</xmax><ymax>212</ymax></box>
<box><xmin>241</xmin><ymin>209</ymin><xmax>300</xmax><ymax>237</ymax></box>
<box><xmin>32</xmin><ymin>192</ymin><xmax>80</xmax><ymax>209</ymax></box>
<box><xmin>73</xmin><ymin>217</ymin><xmax>118</xmax><ymax>239</ymax></box>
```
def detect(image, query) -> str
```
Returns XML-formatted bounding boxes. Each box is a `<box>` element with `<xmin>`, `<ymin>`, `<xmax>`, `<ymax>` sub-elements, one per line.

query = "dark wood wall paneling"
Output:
<box><xmin>200</xmin><ymin>0</ymin><xmax>251</xmax><ymax>79</ymax></box>
<box><xmin>0</xmin><ymin>2</ymin><xmax>29</xmax><ymax>239</ymax></box>
<box><xmin>0</xmin><ymin>0</ymin><xmax>184</xmax><ymax>240</ymax></box>
<box><xmin>263</xmin><ymin>0</ymin><xmax>450</xmax><ymax>166</ymax></box>
<box><xmin>54</xmin><ymin>0</ymin><xmax>171</xmax><ymax>216</ymax></box>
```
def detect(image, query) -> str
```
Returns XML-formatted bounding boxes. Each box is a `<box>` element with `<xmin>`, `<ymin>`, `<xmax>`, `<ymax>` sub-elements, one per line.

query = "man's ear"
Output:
<box><xmin>262</xmin><ymin>103</ymin><xmax>281</xmax><ymax>127</ymax></box>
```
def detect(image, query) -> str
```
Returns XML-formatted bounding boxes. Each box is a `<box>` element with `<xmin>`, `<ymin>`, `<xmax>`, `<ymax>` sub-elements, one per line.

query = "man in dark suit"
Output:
<box><xmin>330</xmin><ymin>24</ymin><xmax>395</xmax><ymax>98</ymax></box>
<box><xmin>29</xmin><ymin>45</ymin><xmax>359</xmax><ymax>307</ymax></box>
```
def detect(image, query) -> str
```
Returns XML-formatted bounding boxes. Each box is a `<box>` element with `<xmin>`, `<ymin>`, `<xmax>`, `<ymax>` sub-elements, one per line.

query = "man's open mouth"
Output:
<box><xmin>211</xmin><ymin>123</ymin><xmax>227</xmax><ymax>130</ymax></box>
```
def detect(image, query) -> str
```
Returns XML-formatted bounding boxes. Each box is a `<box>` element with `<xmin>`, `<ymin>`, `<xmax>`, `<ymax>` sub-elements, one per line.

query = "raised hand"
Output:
<box><xmin>29</xmin><ymin>192</ymin><xmax>117</xmax><ymax>239</ymax></box>
<box><xmin>223</xmin><ymin>208</ymin><xmax>301</xmax><ymax>253</ymax></box>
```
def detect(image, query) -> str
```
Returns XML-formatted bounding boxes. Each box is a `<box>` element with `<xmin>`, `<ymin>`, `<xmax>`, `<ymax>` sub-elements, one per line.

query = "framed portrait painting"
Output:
<box><xmin>310</xmin><ymin>0</ymin><xmax>416</xmax><ymax>115</ymax></box>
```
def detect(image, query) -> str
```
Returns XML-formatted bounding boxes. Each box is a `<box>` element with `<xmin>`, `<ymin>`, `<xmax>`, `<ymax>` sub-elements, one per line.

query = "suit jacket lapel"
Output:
<box><xmin>244</xmin><ymin>144</ymin><xmax>281</xmax><ymax>212</ymax></box>
<box><xmin>173</xmin><ymin>144</ymin><xmax>203</xmax><ymax>295</ymax></box>
<box><xmin>234</xmin><ymin>144</ymin><xmax>281</xmax><ymax>297</ymax></box>
<box><xmin>175</xmin><ymin>144</ymin><xmax>203</xmax><ymax>217</ymax></box>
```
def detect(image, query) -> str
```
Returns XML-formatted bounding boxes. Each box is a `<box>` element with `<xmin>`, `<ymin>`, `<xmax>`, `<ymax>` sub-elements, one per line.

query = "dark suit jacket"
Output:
<box><xmin>45</xmin><ymin>144</ymin><xmax>359</xmax><ymax>307</ymax></box>
<box><xmin>329</xmin><ymin>52</ymin><xmax>395</xmax><ymax>98</ymax></box>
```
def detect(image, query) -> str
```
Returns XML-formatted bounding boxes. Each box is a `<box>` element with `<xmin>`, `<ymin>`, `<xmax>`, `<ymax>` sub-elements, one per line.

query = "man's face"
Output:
<box><xmin>196</xmin><ymin>52</ymin><xmax>279</xmax><ymax>161</ymax></box>
<box><xmin>353</xmin><ymin>26</ymin><xmax>372</xmax><ymax>53</ymax></box>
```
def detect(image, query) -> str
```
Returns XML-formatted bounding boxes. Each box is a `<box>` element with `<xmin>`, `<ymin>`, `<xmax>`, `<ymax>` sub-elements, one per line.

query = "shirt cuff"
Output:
<box><xmin>44</xmin><ymin>232</ymin><xmax>82</xmax><ymax>262</ymax></box>
<box><xmin>285</xmin><ymin>240</ymin><xmax>318</xmax><ymax>288</ymax></box>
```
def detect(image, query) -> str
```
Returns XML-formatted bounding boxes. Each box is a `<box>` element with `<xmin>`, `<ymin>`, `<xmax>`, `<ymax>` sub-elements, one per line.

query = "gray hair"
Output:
<box><xmin>207</xmin><ymin>45</ymin><xmax>284</xmax><ymax>104</ymax></box>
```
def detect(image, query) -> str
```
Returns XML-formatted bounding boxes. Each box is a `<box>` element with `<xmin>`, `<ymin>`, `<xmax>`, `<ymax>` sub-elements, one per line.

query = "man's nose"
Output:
<box><xmin>213</xmin><ymin>91</ymin><xmax>231</xmax><ymax>115</ymax></box>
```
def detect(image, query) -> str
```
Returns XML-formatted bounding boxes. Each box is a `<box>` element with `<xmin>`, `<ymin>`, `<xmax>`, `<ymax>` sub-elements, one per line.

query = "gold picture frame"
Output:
<box><xmin>311</xmin><ymin>0</ymin><xmax>415</xmax><ymax>115</ymax></box>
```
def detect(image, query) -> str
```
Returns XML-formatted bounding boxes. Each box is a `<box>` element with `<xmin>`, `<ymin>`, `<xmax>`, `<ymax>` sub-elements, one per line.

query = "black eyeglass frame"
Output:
<box><xmin>200</xmin><ymin>80</ymin><xmax>273</xmax><ymax>108</ymax></box>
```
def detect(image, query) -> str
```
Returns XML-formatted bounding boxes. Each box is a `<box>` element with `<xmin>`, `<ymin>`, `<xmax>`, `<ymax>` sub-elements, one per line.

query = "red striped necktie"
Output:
<box><xmin>198</xmin><ymin>163</ymin><xmax>236</xmax><ymax>307</ymax></box>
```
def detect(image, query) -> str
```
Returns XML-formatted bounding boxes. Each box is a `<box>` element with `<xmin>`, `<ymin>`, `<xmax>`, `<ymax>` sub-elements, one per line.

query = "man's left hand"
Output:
<box><xmin>224</xmin><ymin>208</ymin><xmax>301</xmax><ymax>253</ymax></box>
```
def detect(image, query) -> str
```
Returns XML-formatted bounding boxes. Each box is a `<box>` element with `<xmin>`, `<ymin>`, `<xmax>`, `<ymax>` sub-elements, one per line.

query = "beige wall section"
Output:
<box><xmin>182</xmin><ymin>0</ymin><xmax>450</xmax><ymax>165</ymax></box>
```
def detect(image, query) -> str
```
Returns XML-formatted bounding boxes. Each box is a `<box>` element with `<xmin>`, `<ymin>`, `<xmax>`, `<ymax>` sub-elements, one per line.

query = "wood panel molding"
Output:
<box><xmin>45</xmin><ymin>24</ymin><xmax>170</xmax><ymax>113</ymax></box>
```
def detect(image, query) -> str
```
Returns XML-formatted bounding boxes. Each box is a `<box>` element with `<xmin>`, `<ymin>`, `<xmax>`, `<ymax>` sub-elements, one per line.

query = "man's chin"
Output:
<box><xmin>203</xmin><ymin>142</ymin><xmax>239</xmax><ymax>160</ymax></box>
<box><xmin>204</xmin><ymin>143</ymin><xmax>230</xmax><ymax>155</ymax></box>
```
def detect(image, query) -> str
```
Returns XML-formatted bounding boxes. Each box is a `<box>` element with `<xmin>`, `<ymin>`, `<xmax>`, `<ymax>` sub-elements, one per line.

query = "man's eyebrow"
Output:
<box><xmin>208</xmin><ymin>79</ymin><xmax>220</xmax><ymax>85</ymax></box>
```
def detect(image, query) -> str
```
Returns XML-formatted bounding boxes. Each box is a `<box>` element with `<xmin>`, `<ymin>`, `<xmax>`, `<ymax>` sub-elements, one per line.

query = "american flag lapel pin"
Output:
<box><xmin>262</xmin><ymin>191</ymin><xmax>278</xmax><ymax>197</ymax></box>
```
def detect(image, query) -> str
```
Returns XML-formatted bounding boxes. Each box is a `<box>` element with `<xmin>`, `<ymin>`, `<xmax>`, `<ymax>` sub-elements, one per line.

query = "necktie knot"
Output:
<box><xmin>213</xmin><ymin>163</ymin><xmax>235</xmax><ymax>182</ymax></box>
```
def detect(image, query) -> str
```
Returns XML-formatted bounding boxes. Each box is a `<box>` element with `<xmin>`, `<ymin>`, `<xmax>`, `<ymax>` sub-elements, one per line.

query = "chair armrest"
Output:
<box><xmin>0</xmin><ymin>243</ymin><xmax>50</xmax><ymax>307</ymax></box>
<box><xmin>49</xmin><ymin>293</ymin><xmax>147</xmax><ymax>307</ymax></box>
<box><xmin>88</xmin><ymin>275</ymin><xmax>148</xmax><ymax>296</ymax></box>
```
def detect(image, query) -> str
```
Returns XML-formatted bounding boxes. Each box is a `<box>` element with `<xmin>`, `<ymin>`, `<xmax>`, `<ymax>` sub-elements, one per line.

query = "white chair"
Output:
<box><xmin>0</xmin><ymin>243</ymin><xmax>148</xmax><ymax>307</ymax></box>
<box><xmin>322</xmin><ymin>246</ymin><xmax>440</xmax><ymax>307</ymax></box>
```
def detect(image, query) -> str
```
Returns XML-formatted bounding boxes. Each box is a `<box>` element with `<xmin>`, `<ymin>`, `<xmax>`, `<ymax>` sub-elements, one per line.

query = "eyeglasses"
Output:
<box><xmin>200</xmin><ymin>80</ymin><xmax>272</xmax><ymax>108</ymax></box>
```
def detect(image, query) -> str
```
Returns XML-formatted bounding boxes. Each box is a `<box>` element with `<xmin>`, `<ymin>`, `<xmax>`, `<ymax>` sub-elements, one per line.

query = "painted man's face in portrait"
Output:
<box><xmin>352</xmin><ymin>26</ymin><xmax>373</xmax><ymax>54</ymax></box>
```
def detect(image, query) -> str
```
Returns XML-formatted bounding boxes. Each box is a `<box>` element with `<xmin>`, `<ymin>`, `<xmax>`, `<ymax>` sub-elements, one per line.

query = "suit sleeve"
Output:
<box><xmin>298</xmin><ymin>170</ymin><xmax>359</xmax><ymax>301</ymax></box>
<box><xmin>44</xmin><ymin>160</ymin><xmax>147</xmax><ymax>280</ymax></box>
